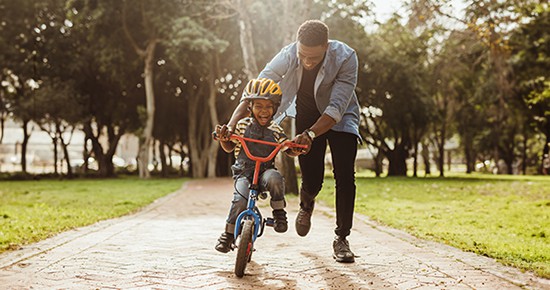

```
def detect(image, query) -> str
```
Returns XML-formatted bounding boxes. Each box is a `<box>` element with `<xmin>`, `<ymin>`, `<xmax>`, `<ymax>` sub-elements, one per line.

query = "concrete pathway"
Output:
<box><xmin>0</xmin><ymin>178</ymin><xmax>548</xmax><ymax>289</ymax></box>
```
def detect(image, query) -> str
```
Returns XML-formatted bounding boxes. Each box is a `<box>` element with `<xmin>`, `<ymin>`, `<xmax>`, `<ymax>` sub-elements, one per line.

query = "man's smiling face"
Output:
<box><xmin>297</xmin><ymin>42</ymin><xmax>327</xmax><ymax>71</ymax></box>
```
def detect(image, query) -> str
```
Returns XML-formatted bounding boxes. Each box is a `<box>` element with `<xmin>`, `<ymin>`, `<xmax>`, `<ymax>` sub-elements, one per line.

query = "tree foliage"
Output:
<box><xmin>0</xmin><ymin>0</ymin><xmax>548</xmax><ymax>177</ymax></box>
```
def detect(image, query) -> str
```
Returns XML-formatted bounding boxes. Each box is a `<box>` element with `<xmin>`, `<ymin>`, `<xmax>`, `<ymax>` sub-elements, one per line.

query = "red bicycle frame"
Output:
<box><xmin>226</xmin><ymin>134</ymin><xmax>307</xmax><ymax>185</ymax></box>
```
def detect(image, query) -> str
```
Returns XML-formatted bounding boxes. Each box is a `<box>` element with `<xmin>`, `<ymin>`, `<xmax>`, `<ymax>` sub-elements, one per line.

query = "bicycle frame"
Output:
<box><xmin>214</xmin><ymin>133</ymin><xmax>307</xmax><ymax>242</ymax></box>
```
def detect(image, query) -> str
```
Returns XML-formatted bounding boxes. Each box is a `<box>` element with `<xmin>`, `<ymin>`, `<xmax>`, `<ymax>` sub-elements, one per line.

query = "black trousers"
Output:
<box><xmin>298</xmin><ymin>130</ymin><xmax>357</xmax><ymax>237</ymax></box>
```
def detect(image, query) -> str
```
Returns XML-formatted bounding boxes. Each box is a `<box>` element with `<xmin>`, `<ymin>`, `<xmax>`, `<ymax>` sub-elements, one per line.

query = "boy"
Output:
<box><xmin>214</xmin><ymin>78</ymin><xmax>301</xmax><ymax>253</ymax></box>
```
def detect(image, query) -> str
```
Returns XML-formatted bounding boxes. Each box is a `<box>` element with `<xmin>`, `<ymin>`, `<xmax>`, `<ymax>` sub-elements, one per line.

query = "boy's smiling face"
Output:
<box><xmin>250</xmin><ymin>99</ymin><xmax>275</xmax><ymax>126</ymax></box>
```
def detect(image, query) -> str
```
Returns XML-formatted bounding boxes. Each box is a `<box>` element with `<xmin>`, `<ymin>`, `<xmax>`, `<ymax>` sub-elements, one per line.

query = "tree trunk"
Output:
<box><xmin>374</xmin><ymin>150</ymin><xmax>384</xmax><ymax>177</ymax></box>
<box><xmin>138</xmin><ymin>41</ymin><xmax>157</xmax><ymax>179</ymax></box>
<box><xmin>83</xmin><ymin>137</ymin><xmax>90</xmax><ymax>174</ymax></box>
<box><xmin>521</xmin><ymin>126</ymin><xmax>528</xmax><ymax>175</ymax></box>
<box><xmin>179</xmin><ymin>144</ymin><xmax>187</xmax><ymax>177</ymax></box>
<box><xmin>421</xmin><ymin>141</ymin><xmax>431</xmax><ymax>175</ymax></box>
<box><xmin>97</xmin><ymin>154</ymin><xmax>114</xmax><ymax>177</ymax></box>
<box><xmin>206</xmin><ymin>57</ymin><xmax>221</xmax><ymax>178</ymax></box>
<box><xmin>463</xmin><ymin>133</ymin><xmax>474</xmax><ymax>174</ymax></box>
<box><xmin>83</xmin><ymin>121</ymin><xmax>123</xmax><ymax>178</ymax></box>
<box><xmin>151</xmin><ymin>139</ymin><xmax>158</xmax><ymax>172</ymax></box>
<box><xmin>236</xmin><ymin>0</ymin><xmax>258</xmax><ymax>79</ymax></box>
<box><xmin>541</xmin><ymin>136</ymin><xmax>550</xmax><ymax>174</ymax></box>
<box><xmin>386</xmin><ymin>144</ymin><xmax>408</xmax><ymax>176</ymax></box>
<box><xmin>0</xmin><ymin>113</ymin><xmax>5</xmax><ymax>144</ymax></box>
<box><xmin>39</xmin><ymin>123</ymin><xmax>62</xmax><ymax>175</ymax></box>
<box><xmin>186</xmin><ymin>63</ymin><xmax>219</xmax><ymax>179</ymax></box>
<box><xmin>56</xmin><ymin>123</ymin><xmax>75</xmax><ymax>178</ymax></box>
<box><xmin>20</xmin><ymin>120</ymin><xmax>32</xmax><ymax>173</ymax></box>
<box><xmin>448</xmin><ymin>150</ymin><xmax>453</xmax><ymax>172</ymax></box>
<box><xmin>60</xmin><ymin>136</ymin><xmax>73</xmax><ymax>178</ymax></box>
<box><xmin>159</xmin><ymin>140</ymin><xmax>168</xmax><ymax>177</ymax></box>
<box><xmin>437</xmin><ymin>127</ymin><xmax>446</xmax><ymax>177</ymax></box>
<box><xmin>187</xmin><ymin>84</ymin><xmax>206</xmax><ymax>178</ymax></box>
<box><xmin>122</xmin><ymin>2</ymin><xmax>157</xmax><ymax>179</ymax></box>
<box><xmin>412</xmin><ymin>141</ymin><xmax>418</xmax><ymax>177</ymax></box>
<box><xmin>167</xmin><ymin>145</ymin><xmax>173</xmax><ymax>168</ymax></box>
<box><xmin>53</xmin><ymin>136</ymin><xmax>59</xmax><ymax>175</ymax></box>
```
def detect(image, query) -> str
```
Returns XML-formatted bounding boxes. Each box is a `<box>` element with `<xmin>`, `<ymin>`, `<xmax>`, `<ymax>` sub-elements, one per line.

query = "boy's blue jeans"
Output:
<box><xmin>225</xmin><ymin>169</ymin><xmax>286</xmax><ymax>232</ymax></box>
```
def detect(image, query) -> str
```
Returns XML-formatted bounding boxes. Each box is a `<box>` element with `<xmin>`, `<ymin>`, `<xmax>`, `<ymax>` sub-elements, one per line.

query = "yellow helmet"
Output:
<box><xmin>242</xmin><ymin>78</ymin><xmax>282</xmax><ymax>108</ymax></box>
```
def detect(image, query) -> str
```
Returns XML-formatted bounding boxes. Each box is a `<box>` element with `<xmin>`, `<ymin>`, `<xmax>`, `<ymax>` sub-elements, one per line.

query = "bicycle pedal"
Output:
<box><xmin>265</xmin><ymin>217</ymin><xmax>275</xmax><ymax>227</ymax></box>
<box><xmin>259</xmin><ymin>191</ymin><xmax>269</xmax><ymax>200</ymax></box>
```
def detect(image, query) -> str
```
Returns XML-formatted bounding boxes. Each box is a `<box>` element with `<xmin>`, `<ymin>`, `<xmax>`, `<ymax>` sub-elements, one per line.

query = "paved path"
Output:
<box><xmin>0</xmin><ymin>178</ymin><xmax>548</xmax><ymax>289</ymax></box>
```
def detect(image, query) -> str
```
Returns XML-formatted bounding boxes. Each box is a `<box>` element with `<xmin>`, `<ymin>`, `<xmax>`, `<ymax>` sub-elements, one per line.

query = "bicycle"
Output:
<box><xmin>213</xmin><ymin>132</ymin><xmax>307</xmax><ymax>277</ymax></box>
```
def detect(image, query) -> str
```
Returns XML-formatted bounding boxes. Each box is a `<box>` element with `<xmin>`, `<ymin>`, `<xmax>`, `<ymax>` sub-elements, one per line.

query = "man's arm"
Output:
<box><xmin>227</xmin><ymin>101</ymin><xmax>250</xmax><ymax>129</ymax></box>
<box><xmin>216</xmin><ymin>101</ymin><xmax>249</xmax><ymax>142</ymax></box>
<box><xmin>322</xmin><ymin>50</ymin><xmax>358</xmax><ymax>124</ymax></box>
<box><xmin>309</xmin><ymin>114</ymin><xmax>337</xmax><ymax>137</ymax></box>
<box><xmin>291</xmin><ymin>114</ymin><xmax>336</xmax><ymax>155</ymax></box>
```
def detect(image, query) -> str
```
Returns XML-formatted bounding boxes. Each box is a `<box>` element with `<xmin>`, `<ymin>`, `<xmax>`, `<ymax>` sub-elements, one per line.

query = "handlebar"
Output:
<box><xmin>212</xmin><ymin>132</ymin><xmax>307</xmax><ymax>163</ymax></box>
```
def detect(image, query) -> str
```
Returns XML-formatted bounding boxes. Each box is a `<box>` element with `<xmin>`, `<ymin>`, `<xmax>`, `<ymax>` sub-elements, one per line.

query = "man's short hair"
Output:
<box><xmin>296</xmin><ymin>20</ymin><xmax>329</xmax><ymax>47</ymax></box>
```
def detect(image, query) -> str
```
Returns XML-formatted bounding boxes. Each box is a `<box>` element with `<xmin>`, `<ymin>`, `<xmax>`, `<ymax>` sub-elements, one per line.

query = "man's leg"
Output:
<box><xmin>328</xmin><ymin>131</ymin><xmax>358</xmax><ymax>262</ymax></box>
<box><xmin>295</xmin><ymin>134</ymin><xmax>327</xmax><ymax>236</ymax></box>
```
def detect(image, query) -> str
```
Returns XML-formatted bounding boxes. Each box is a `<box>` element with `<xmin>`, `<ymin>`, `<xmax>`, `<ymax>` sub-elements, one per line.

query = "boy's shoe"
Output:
<box><xmin>333</xmin><ymin>236</ymin><xmax>355</xmax><ymax>263</ymax></box>
<box><xmin>295</xmin><ymin>207</ymin><xmax>312</xmax><ymax>237</ymax></box>
<box><xmin>272</xmin><ymin>209</ymin><xmax>288</xmax><ymax>233</ymax></box>
<box><xmin>215</xmin><ymin>232</ymin><xmax>234</xmax><ymax>253</ymax></box>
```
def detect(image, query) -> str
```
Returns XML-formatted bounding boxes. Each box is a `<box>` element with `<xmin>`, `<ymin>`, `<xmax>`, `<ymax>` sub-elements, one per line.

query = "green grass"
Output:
<box><xmin>0</xmin><ymin>177</ymin><xmax>186</xmax><ymax>253</ymax></box>
<box><xmin>317</xmin><ymin>173</ymin><xmax>550</xmax><ymax>278</ymax></box>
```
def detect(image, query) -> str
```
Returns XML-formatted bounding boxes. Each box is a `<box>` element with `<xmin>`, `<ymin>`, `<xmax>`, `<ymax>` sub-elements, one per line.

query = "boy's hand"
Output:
<box><xmin>215</xmin><ymin>124</ymin><xmax>233</xmax><ymax>142</ymax></box>
<box><xmin>291</xmin><ymin>132</ymin><xmax>312</xmax><ymax>155</ymax></box>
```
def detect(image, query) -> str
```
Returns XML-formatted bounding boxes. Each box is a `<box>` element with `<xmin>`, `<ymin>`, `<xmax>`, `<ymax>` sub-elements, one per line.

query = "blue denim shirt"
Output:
<box><xmin>257</xmin><ymin>40</ymin><xmax>361</xmax><ymax>138</ymax></box>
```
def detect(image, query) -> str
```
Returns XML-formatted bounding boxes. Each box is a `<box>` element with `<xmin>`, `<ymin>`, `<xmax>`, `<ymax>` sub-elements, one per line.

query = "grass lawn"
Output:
<box><xmin>317</xmin><ymin>173</ymin><xmax>550</xmax><ymax>278</ymax></box>
<box><xmin>0</xmin><ymin>177</ymin><xmax>186</xmax><ymax>254</ymax></box>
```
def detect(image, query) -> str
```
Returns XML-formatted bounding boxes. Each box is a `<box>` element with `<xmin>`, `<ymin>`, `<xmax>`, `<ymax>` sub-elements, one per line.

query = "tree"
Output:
<box><xmin>64</xmin><ymin>0</ymin><xmax>146</xmax><ymax>177</ymax></box>
<box><xmin>34</xmin><ymin>79</ymin><xmax>81</xmax><ymax>176</ymax></box>
<box><xmin>0</xmin><ymin>0</ymin><xmax>46</xmax><ymax>173</ymax></box>
<box><xmin>361</xmin><ymin>17</ymin><xmax>431</xmax><ymax>176</ymax></box>
<box><xmin>24</xmin><ymin>0</ymin><xmax>89</xmax><ymax>177</ymax></box>
<box><xmin>461</xmin><ymin>0</ymin><xmax>535</xmax><ymax>174</ymax></box>
<box><xmin>510</xmin><ymin>7</ymin><xmax>550</xmax><ymax>172</ymax></box>
<box><xmin>120</xmin><ymin>0</ymin><xmax>161</xmax><ymax>179</ymax></box>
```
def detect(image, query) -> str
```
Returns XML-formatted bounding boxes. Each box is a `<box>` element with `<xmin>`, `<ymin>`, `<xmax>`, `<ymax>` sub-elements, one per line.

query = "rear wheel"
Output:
<box><xmin>235</xmin><ymin>219</ymin><xmax>254</xmax><ymax>277</ymax></box>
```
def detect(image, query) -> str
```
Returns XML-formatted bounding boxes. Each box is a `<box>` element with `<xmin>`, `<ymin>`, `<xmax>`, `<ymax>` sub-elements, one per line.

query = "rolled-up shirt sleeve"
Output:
<box><xmin>323</xmin><ymin>51</ymin><xmax>358</xmax><ymax>123</ymax></box>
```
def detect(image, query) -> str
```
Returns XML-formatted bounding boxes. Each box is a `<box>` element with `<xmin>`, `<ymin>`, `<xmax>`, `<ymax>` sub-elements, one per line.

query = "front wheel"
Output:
<box><xmin>235</xmin><ymin>219</ymin><xmax>254</xmax><ymax>277</ymax></box>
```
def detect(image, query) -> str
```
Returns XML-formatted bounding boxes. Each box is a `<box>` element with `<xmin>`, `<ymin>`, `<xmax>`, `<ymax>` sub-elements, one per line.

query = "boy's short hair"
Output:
<box><xmin>296</xmin><ymin>20</ymin><xmax>329</xmax><ymax>47</ymax></box>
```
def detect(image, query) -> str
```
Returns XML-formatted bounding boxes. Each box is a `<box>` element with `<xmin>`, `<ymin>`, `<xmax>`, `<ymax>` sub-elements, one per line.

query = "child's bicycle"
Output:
<box><xmin>213</xmin><ymin>132</ymin><xmax>307</xmax><ymax>277</ymax></box>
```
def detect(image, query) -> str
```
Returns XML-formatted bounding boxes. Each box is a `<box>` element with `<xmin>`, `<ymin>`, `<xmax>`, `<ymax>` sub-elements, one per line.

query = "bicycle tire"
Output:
<box><xmin>235</xmin><ymin>219</ymin><xmax>254</xmax><ymax>277</ymax></box>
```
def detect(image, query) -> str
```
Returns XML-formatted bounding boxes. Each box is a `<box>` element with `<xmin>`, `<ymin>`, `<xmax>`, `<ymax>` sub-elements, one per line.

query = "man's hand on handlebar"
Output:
<box><xmin>291</xmin><ymin>132</ymin><xmax>312</xmax><ymax>155</ymax></box>
<box><xmin>215</xmin><ymin>124</ymin><xmax>234</xmax><ymax>142</ymax></box>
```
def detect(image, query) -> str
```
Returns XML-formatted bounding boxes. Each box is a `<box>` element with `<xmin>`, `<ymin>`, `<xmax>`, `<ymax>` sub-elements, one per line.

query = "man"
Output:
<box><xmin>221</xmin><ymin>20</ymin><xmax>360</xmax><ymax>263</ymax></box>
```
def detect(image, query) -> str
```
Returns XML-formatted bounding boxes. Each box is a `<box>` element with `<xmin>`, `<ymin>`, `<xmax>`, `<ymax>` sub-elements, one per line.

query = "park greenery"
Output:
<box><xmin>0</xmin><ymin>0</ymin><xmax>548</xmax><ymax>180</ymax></box>
<box><xmin>1</xmin><ymin>0</ymin><xmax>548</xmax><ymax>280</ymax></box>
<box><xmin>0</xmin><ymin>177</ymin><xmax>185</xmax><ymax>253</ymax></box>
<box><xmin>1</xmin><ymin>175</ymin><xmax>547</xmax><ymax>278</ymax></box>
<box><xmin>317</xmin><ymin>173</ymin><xmax>550</xmax><ymax>278</ymax></box>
